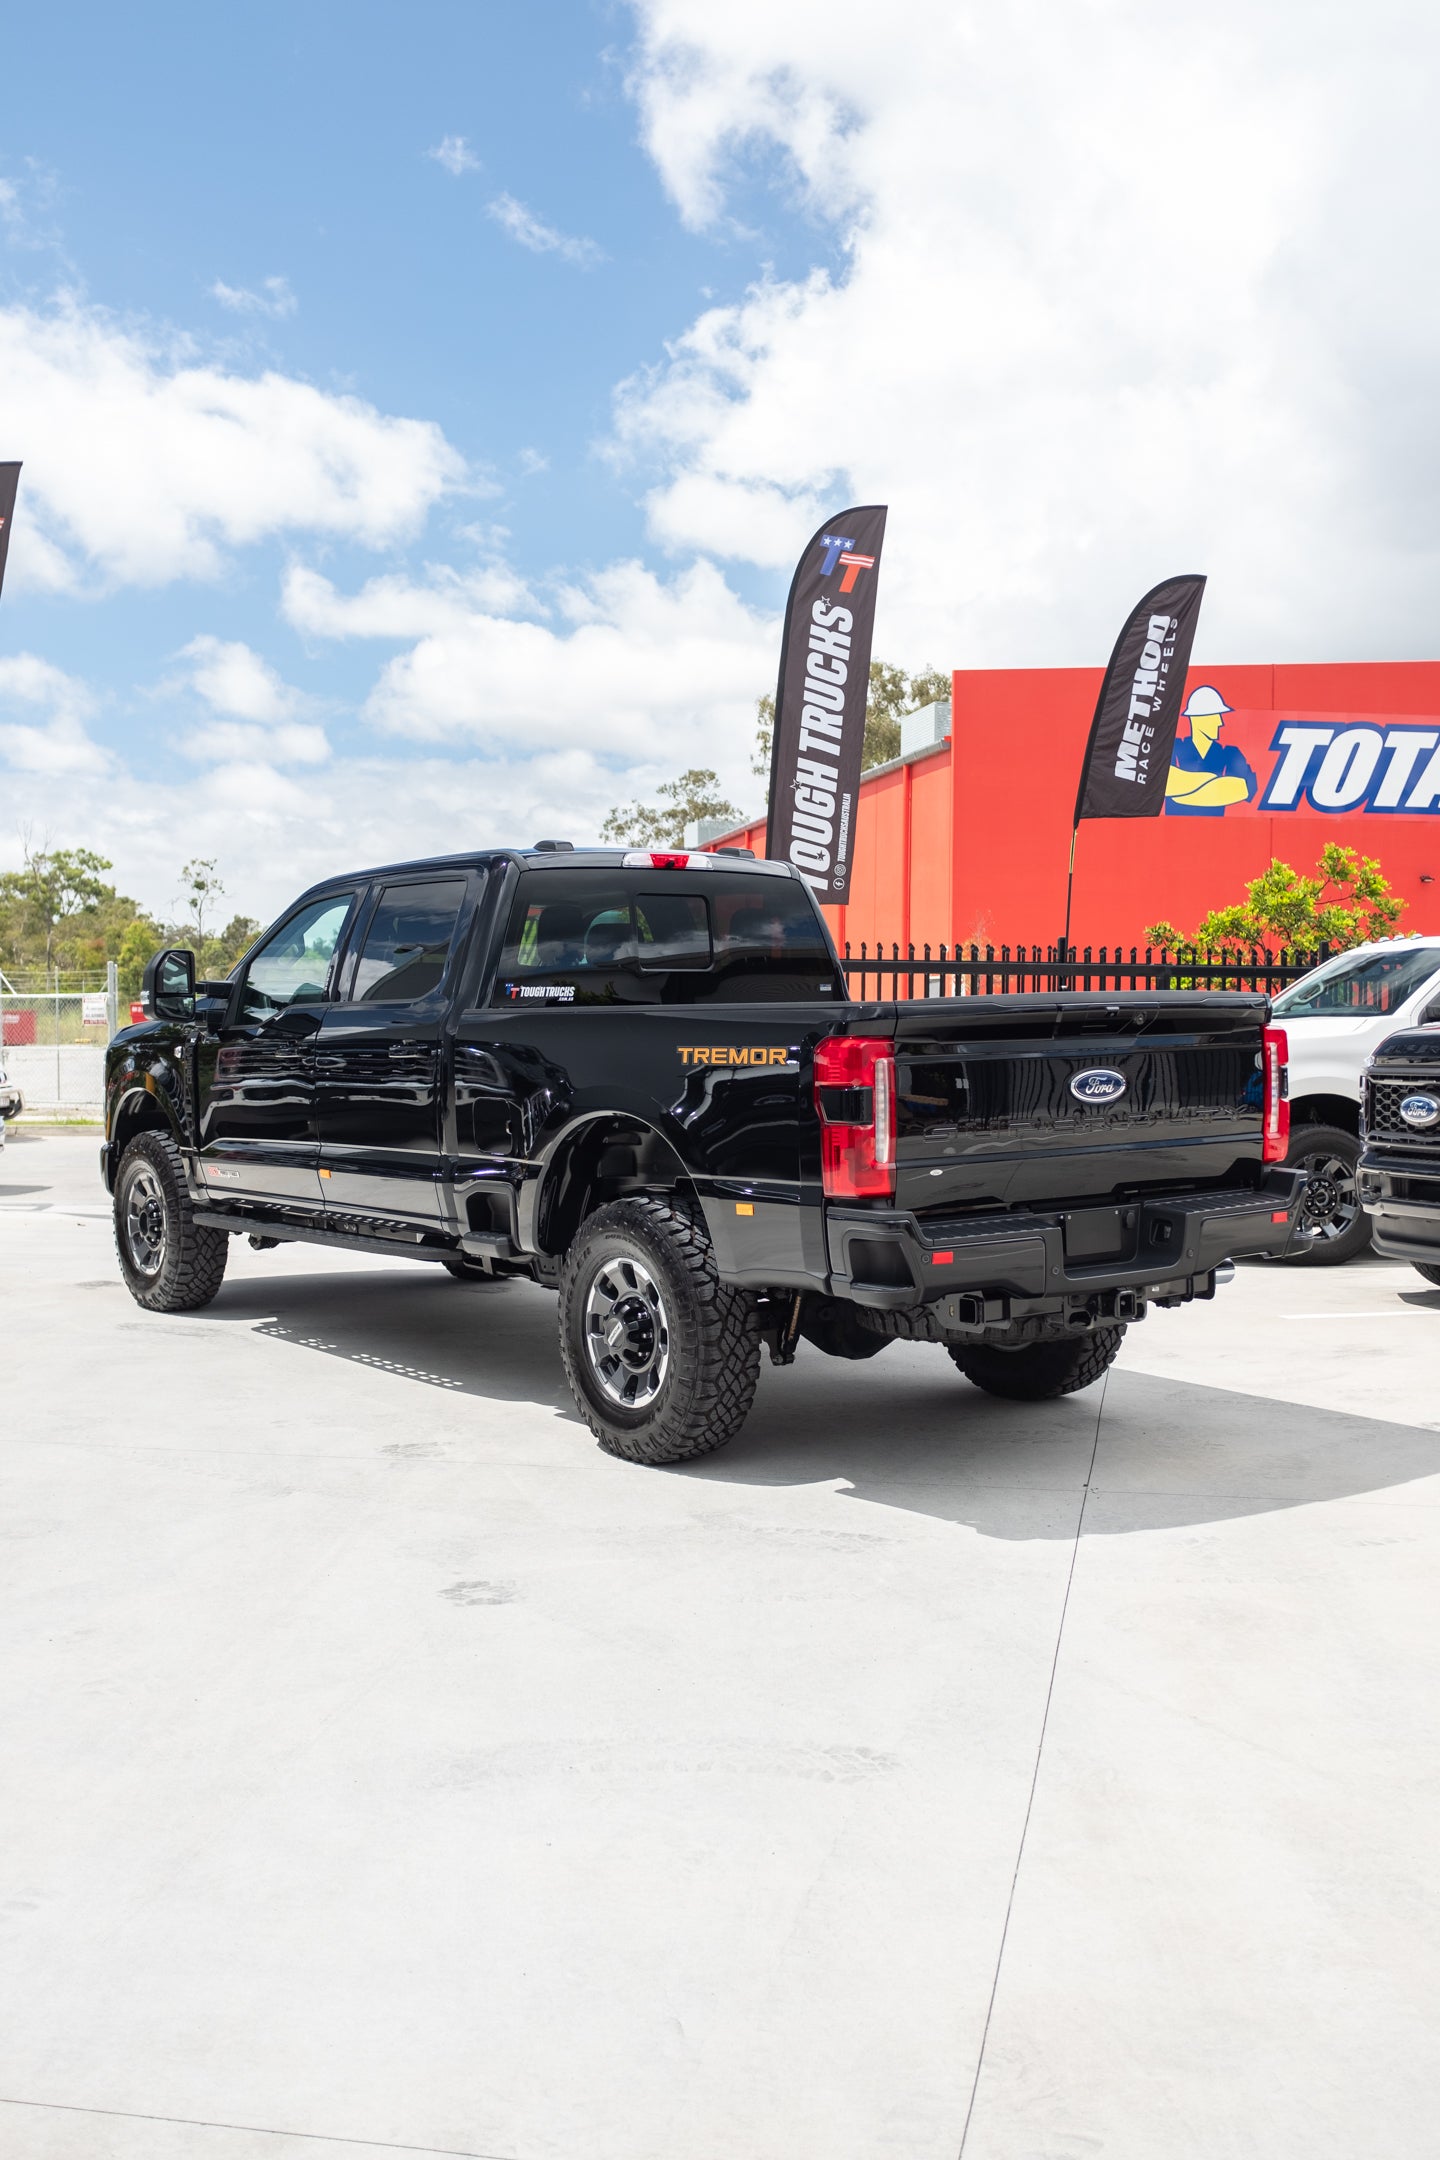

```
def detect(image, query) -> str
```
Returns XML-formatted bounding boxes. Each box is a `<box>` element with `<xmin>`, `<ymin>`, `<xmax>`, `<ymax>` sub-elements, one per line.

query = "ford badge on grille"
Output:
<box><xmin>1070</xmin><ymin>1068</ymin><xmax>1127</xmax><ymax>1104</ymax></box>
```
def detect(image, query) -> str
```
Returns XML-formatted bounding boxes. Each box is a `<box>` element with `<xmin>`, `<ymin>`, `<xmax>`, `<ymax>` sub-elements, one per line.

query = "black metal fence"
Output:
<box><xmin>839</xmin><ymin>942</ymin><xmax>1328</xmax><ymax>999</ymax></box>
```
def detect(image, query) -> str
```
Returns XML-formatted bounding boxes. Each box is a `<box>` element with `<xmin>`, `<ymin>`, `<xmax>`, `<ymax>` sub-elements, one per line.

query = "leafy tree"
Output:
<box><xmin>752</xmin><ymin>660</ymin><xmax>950</xmax><ymax>778</ymax></box>
<box><xmin>198</xmin><ymin>914</ymin><xmax>262</xmax><ymax>979</ymax></box>
<box><xmin>180</xmin><ymin>858</ymin><xmax>224</xmax><ymax>947</ymax></box>
<box><xmin>0</xmin><ymin>844</ymin><xmax>117</xmax><ymax>971</ymax></box>
<box><xmin>0</xmin><ymin>844</ymin><xmax>260</xmax><ymax>992</ymax></box>
<box><xmin>1145</xmin><ymin>844</ymin><xmax>1405</xmax><ymax>952</ymax></box>
<box><xmin>116</xmin><ymin>915</ymin><xmax>164</xmax><ymax>1001</ymax></box>
<box><xmin>601</xmin><ymin>769</ymin><xmax>741</xmax><ymax>850</ymax></box>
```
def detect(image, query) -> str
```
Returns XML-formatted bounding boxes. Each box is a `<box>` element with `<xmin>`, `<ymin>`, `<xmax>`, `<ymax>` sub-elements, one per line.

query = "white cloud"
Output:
<box><xmin>429</xmin><ymin>135</ymin><xmax>482</xmax><ymax>177</ymax></box>
<box><xmin>210</xmin><ymin>275</ymin><xmax>297</xmax><ymax>319</ymax></box>
<box><xmin>0</xmin><ymin>711</ymin><xmax>706</xmax><ymax>923</ymax></box>
<box><xmin>0</xmin><ymin>296</ymin><xmax>467</xmax><ymax>594</ymax></box>
<box><xmin>183</xmin><ymin>719</ymin><xmax>331</xmax><ymax>768</ymax></box>
<box><xmin>169</xmin><ymin>636</ymin><xmax>330</xmax><ymax>766</ymax></box>
<box><xmin>293</xmin><ymin>556</ymin><xmax>774</xmax><ymax>776</ymax></box>
<box><xmin>178</xmin><ymin>634</ymin><xmax>305</xmax><ymax>723</ymax></box>
<box><xmin>487</xmin><ymin>193</ymin><xmax>604</xmax><ymax>269</ymax></box>
<box><xmin>0</xmin><ymin>653</ymin><xmax>109</xmax><ymax>775</ymax></box>
<box><xmin>619</xmin><ymin>0</ymin><xmax>1440</xmax><ymax>667</ymax></box>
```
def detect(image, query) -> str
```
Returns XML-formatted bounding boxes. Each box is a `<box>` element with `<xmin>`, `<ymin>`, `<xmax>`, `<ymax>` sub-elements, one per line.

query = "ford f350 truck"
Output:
<box><xmin>103</xmin><ymin>844</ymin><xmax>1309</xmax><ymax>1463</ymax></box>
<box><xmin>1359</xmin><ymin>1025</ymin><xmax>1440</xmax><ymax>1287</ymax></box>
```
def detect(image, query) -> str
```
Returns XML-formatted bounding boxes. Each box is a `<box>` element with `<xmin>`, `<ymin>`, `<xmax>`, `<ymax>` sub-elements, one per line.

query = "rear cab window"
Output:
<box><xmin>492</xmin><ymin>869</ymin><xmax>840</xmax><ymax>1005</ymax></box>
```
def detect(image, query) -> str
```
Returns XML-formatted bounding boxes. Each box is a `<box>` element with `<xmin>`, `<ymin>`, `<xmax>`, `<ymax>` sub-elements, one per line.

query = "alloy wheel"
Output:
<box><xmin>123</xmin><ymin>1165</ymin><xmax>168</xmax><ymax>1277</ymax></box>
<box><xmin>1296</xmin><ymin>1148</ymin><xmax>1360</xmax><ymax>1245</ymax></box>
<box><xmin>583</xmin><ymin>1254</ymin><xmax>671</xmax><ymax>1408</ymax></box>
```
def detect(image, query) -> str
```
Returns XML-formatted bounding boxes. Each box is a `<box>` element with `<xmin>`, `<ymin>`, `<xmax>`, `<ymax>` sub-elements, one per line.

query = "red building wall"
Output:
<box><xmin>718</xmin><ymin>660</ymin><xmax>1440</xmax><ymax>953</ymax></box>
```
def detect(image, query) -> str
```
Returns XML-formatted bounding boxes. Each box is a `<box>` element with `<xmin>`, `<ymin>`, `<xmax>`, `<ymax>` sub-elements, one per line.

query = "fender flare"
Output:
<box><xmin>524</xmin><ymin>1109</ymin><xmax>697</xmax><ymax>1255</ymax></box>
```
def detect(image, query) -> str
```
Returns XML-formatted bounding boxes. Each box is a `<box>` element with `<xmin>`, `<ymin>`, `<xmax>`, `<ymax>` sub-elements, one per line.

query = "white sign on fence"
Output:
<box><xmin>82</xmin><ymin>994</ymin><xmax>109</xmax><ymax>1027</ymax></box>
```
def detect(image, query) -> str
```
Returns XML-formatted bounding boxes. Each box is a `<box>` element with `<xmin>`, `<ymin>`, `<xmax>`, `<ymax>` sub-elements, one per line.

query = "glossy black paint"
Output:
<box><xmin>1359</xmin><ymin>1027</ymin><xmax>1440</xmax><ymax>1265</ymax></box>
<box><xmin>102</xmin><ymin>847</ymin><xmax>1291</xmax><ymax>1306</ymax></box>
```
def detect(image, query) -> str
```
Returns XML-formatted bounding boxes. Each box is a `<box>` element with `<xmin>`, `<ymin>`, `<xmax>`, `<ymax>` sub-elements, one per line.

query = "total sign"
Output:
<box><xmin>1162</xmin><ymin>686</ymin><xmax>1440</xmax><ymax>819</ymax></box>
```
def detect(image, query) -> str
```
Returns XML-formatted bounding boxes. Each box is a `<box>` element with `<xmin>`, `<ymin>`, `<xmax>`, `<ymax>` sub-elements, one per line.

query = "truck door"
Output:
<box><xmin>314</xmin><ymin>873</ymin><xmax>475</xmax><ymax>1224</ymax></box>
<box><xmin>199</xmin><ymin>888</ymin><xmax>358</xmax><ymax>1207</ymax></box>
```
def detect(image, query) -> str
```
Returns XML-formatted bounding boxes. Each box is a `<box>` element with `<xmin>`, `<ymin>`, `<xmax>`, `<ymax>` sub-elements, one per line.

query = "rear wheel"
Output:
<box><xmin>1414</xmin><ymin>1264</ymin><xmax>1440</xmax><ymax>1288</ymax></box>
<box><xmin>114</xmin><ymin>1131</ymin><xmax>229</xmax><ymax>1312</ymax></box>
<box><xmin>948</xmin><ymin>1325</ymin><xmax>1125</xmax><ymax>1401</ymax></box>
<box><xmin>1278</xmin><ymin>1125</ymin><xmax>1369</xmax><ymax>1265</ymax></box>
<box><xmin>559</xmin><ymin>1197</ymin><xmax>760</xmax><ymax>1465</ymax></box>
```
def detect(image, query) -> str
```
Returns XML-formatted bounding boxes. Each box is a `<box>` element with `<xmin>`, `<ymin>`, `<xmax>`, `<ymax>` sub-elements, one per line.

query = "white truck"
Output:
<box><xmin>1271</xmin><ymin>935</ymin><xmax>1440</xmax><ymax>1263</ymax></box>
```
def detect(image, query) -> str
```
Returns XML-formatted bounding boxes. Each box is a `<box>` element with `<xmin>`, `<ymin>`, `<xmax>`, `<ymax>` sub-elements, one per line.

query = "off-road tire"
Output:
<box><xmin>1277</xmin><ymin>1124</ymin><xmax>1370</xmax><ymax>1266</ymax></box>
<box><xmin>559</xmin><ymin>1197</ymin><xmax>760</xmax><ymax>1465</ymax></box>
<box><xmin>114</xmin><ymin>1131</ymin><xmax>229</xmax><ymax>1312</ymax></box>
<box><xmin>1414</xmin><ymin>1263</ymin><xmax>1440</xmax><ymax>1288</ymax></box>
<box><xmin>948</xmin><ymin>1324</ymin><xmax>1125</xmax><ymax>1401</ymax></box>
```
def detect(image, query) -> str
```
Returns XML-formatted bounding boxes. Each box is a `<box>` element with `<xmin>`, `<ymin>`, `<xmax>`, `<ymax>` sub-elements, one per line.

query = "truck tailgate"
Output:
<box><xmin>891</xmin><ymin>992</ymin><xmax>1267</xmax><ymax>1216</ymax></box>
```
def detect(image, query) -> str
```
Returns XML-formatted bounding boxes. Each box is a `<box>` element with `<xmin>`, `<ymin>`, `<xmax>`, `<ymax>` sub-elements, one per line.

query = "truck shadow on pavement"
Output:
<box><xmin>207</xmin><ymin>1267</ymin><xmax>583</xmax><ymax>1416</ymax></box>
<box><xmin>202</xmin><ymin>1266</ymin><xmax>1440</xmax><ymax>1540</ymax></box>
<box><xmin>689</xmin><ymin>1355</ymin><xmax>1440</xmax><ymax>1539</ymax></box>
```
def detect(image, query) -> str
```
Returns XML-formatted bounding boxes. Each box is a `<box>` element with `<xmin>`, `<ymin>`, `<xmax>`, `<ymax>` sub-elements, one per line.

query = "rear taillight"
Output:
<box><xmin>814</xmin><ymin>1035</ymin><xmax>896</xmax><ymax>1198</ymax></box>
<box><xmin>1262</xmin><ymin>1025</ymin><xmax>1290</xmax><ymax>1162</ymax></box>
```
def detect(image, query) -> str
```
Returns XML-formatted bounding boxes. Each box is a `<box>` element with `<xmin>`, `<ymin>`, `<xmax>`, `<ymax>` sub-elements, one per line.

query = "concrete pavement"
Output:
<box><xmin>2</xmin><ymin>1131</ymin><xmax>1437</xmax><ymax>2158</ymax></box>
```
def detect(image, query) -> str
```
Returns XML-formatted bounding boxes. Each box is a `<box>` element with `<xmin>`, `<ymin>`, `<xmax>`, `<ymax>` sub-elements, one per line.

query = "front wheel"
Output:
<box><xmin>559</xmin><ymin>1197</ymin><xmax>760</xmax><ymax>1465</ymax></box>
<box><xmin>1277</xmin><ymin>1124</ymin><xmax>1369</xmax><ymax>1265</ymax></box>
<box><xmin>114</xmin><ymin>1132</ymin><xmax>229</xmax><ymax>1312</ymax></box>
<box><xmin>948</xmin><ymin>1325</ymin><xmax>1125</xmax><ymax>1401</ymax></box>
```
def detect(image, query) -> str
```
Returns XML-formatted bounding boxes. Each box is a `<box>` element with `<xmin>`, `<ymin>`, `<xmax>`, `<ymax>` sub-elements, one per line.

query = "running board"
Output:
<box><xmin>194</xmin><ymin>1209</ymin><xmax>454</xmax><ymax>1266</ymax></box>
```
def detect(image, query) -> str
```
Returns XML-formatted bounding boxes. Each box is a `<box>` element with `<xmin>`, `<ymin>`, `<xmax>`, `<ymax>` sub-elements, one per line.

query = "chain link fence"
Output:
<box><xmin>1</xmin><ymin>965</ymin><xmax>118</xmax><ymax>1120</ymax></box>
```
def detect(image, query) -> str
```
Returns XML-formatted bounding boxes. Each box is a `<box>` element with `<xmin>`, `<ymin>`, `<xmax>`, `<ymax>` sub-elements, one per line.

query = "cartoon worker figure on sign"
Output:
<box><xmin>1164</xmin><ymin>685</ymin><xmax>1258</xmax><ymax>816</ymax></box>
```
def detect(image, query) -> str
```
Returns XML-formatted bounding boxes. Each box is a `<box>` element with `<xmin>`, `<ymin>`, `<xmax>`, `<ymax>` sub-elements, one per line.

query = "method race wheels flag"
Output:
<box><xmin>1073</xmin><ymin>573</ymin><xmax>1207</xmax><ymax>822</ymax></box>
<box><xmin>766</xmin><ymin>505</ymin><xmax>887</xmax><ymax>898</ymax></box>
<box><xmin>0</xmin><ymin>464</ymin><xmax>19</xmax><ymax>602</ymax></box>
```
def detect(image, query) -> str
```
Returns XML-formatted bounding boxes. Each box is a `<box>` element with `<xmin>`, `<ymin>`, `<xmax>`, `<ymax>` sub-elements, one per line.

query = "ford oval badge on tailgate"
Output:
<box><xmin>1400</xmin><ymin>1093</ymin><xmax>1440</xmax><ymax>1130</ymax></box>
<box><xmin>1070</xmin><ymin>1067</ymin><xmax>1127</xmax><ymax>1104</ymax></box>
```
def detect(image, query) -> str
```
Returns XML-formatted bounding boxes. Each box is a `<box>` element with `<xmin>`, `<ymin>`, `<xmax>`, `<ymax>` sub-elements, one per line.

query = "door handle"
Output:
<box><xmin>314</xmin><ymin>1054</ymin><xmax>345</xmax><ymax>1070</ymax></box>
<box><xmin>390</xmin><ymin>1042</ymin><xmax>432</xmax><ymax>1058</ymax></box>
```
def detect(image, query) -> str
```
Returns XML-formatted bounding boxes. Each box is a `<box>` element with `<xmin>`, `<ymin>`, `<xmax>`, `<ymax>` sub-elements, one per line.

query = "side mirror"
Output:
<box><xmin>142</xmin><ymin>947</ymin><xmax>197</xmax><ymax>1023</ymax></box>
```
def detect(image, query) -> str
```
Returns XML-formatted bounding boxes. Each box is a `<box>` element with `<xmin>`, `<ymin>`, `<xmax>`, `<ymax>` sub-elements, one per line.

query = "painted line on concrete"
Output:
<box><xmin>957</xmin><ymin>1369</ymin><xmax>1109</xmax><ymax>2156</ymax></box>
<box><xmin>0</xmin><ymin>2095</ymin><xmax>516</xmax><ymax>2160</ymax></box>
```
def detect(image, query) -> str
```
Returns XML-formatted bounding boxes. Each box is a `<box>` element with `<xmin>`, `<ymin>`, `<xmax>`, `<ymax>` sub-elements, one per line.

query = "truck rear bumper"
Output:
<box><xmin>826</xmin><ymin>1170</ymin><xmax>1311</xmax><ymax>1314</ymax></box>
<box><xmin>1359</xmin><ymin>1152</ymin><xmax>1440</xmax><ymax>1265</ymax></box>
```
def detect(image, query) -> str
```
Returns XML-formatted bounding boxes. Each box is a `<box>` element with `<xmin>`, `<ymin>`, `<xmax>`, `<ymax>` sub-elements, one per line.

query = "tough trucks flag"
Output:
<box><xmin>1073</xmin><ymin>572</ymin><xmax>1207</xmax><ymax>820</ymax></box>
<box><xmin>0</xmin><ymin>463</ymin><xmax>19</xmax><ymax>601</ymax></box>
<box><xmin>766</xmin><ymin>504</ymin><xmax>887</xmax><ymax>895</ymax></box>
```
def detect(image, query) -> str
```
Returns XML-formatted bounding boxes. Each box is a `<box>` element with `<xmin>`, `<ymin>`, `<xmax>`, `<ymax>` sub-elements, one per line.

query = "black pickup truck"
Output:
<box><xmin>104</xmin><ymin>843</ymin><xmax>1308</xmax><ymax>1463</ymax></box>
<box><xmin>1359</xmin><ymin>1029</ymin><xmax>1440</xmax><ymax>1286</ymax></box>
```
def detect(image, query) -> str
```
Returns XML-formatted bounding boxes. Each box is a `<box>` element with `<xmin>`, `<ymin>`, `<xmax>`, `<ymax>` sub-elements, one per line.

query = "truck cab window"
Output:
<box><xmin>495</xmin><ymin>875</ymin><xmax>642</xmax><ymax>1004</ymax></box>
<box><xmin>351</xmin><ymin>880</ymin><xmax>467</xmax><ymax>1003</ymax></box>
<box><xmin>703</xmin><ymin>884</ymin><xmax>837</xmax><ymax>1002</ymax></box>
<box><xmin>239</xmin><ymin>893</ymin><xmax>355</xmax><ymax>1021</ymax></box>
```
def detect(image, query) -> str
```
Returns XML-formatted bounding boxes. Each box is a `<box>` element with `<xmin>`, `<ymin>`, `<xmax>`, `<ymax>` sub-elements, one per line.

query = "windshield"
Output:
<box><xmin>1271</xmin><ymin>946</ymin><xmax>1440</xmax><ymax>1018</ymax></box>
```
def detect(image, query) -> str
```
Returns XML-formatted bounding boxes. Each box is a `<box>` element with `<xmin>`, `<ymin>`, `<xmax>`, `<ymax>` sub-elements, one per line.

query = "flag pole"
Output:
<box><xmin>1061</xmin><ymin>824</ymin><xmax>1078</xmax><ymax>960</ymax></box>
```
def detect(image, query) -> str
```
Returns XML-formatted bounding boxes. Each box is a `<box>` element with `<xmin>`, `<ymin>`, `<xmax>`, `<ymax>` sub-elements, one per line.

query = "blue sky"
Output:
<box><xmin>1</xmin><ymin>4</ymin><xmax>821</xmax><ymax>858</ymax></box>
<box><xmin>1</xmin><ymin>0</ymin><xmax>1435</xmax><ymax>918</ymax></box>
